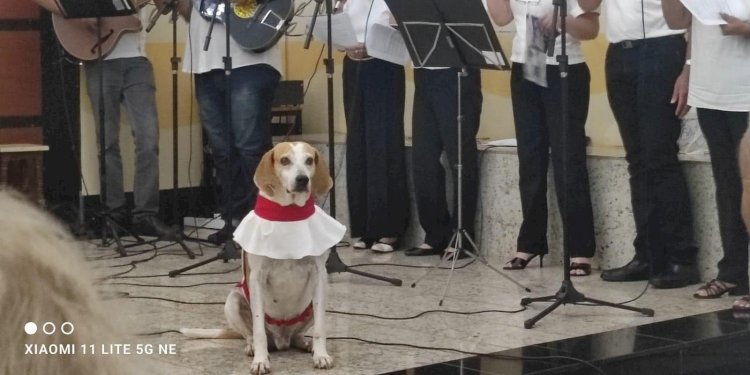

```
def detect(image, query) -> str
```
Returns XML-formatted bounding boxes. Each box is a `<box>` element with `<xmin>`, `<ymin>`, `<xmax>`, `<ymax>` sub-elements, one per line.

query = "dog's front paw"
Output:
<box><xmin>244</xmin><ymin>342</ymin><xmax>254</xmax><ymax>356</ymax></box>
<box><xmin>250</xmin><ymin>357</ymin><xmax>270</xmax><ymax>375</ymax></box>
<box><xmin>313</xmin><ymin>353</ymin><xmax>334</xmax><ymax>369</ymax></box>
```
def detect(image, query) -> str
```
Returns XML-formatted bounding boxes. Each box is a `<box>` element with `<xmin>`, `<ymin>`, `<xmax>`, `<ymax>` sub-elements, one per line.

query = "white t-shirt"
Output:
<box><xmin>106</xmin><ymin>12</ymin><xmax>146</xmax><ymax>60</ymax></box>
<box><xmin>509</xmin><ymin>0</ymin><xmax>592</xmax><ymax>65</ymax></box>
<box><xmin>603</xmin><ymin>0</ymin><xmax>684</xmax><ymax>43</ymax></box>
<box><xmin>343</xmin><ymin>0</ymin><xmax>391</xmax><ymax>43</ymax></box>
<box><xmin>688</xmin><ymin>15</ymin><xmax>750</xmax><ymax>112</ymax></box>
<box><xmin>182</xmin><ymin>6</ymin><xmax>282</xmax><ymax>74</ymax></box>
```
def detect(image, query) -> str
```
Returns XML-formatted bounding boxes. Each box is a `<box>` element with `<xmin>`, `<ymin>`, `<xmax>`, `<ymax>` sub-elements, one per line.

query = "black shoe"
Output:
<box><xmin>650</xmin><ymin>263</ymin><xmax>701</xmax><ymax>289</ymax></box>
<box><xmin>405</xmin><ymin>246</ymin><xmax>442</xmax><ymax>256</ymax></box>
<box><xmin>207</xmin><ymin>226</ymin><xmax>233</xmax><ymax>245</ymax></box>
<box><xmin>601</xmin><ymin>258</ymin><xmax>650</xmax><ymax>282</ymax></box>
<box><xmin>132</xmin><ymin>215</ymin><xmax>176</xmax><ymax>240</ymax></box>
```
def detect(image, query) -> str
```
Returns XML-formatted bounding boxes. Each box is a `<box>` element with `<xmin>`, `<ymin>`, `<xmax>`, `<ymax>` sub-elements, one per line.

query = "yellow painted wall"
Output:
<box><xmin>80</xmin><ymin>7</ymin><xmax>622</xmax><ymax>195</ymax></box>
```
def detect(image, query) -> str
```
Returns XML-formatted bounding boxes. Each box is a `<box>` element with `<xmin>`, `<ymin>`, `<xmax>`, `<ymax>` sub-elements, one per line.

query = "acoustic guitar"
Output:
<box><xmin>52</xmin><ymin>0</ymin><xmax>150</xmax><ymax>61</ymax></box>
<box><xmin>193</xmin><ymin>0</ymin><xmax>294</xmax><ymax>52</ymax></box>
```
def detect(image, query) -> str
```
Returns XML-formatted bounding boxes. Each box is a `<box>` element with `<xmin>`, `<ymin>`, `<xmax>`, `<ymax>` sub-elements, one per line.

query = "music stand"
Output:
<box><xmin>55</xmin><ymin>0</ymin><xmax>195</xmax><ymax>258</ymax></box>
<box><xmin>54</xmin><ymin>0</ymin><xmax>138</xmax><ymax>257</ymax></box>
<box><xmin>386</xmin><ymin>0</ymin><xmax>529</xmax><ymax>305</ymax></box>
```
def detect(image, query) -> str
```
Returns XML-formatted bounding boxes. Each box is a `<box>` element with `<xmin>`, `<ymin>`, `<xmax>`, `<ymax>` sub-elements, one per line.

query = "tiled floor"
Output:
<box><xmin>88</xmin><ymin>234</ymin><xmax>738</xmax><ymax>375</ymax></box>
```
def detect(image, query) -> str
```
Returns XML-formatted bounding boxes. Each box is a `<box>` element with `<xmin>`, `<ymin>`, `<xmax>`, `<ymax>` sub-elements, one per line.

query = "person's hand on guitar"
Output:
<box><xmin>345</xmin><ymin>43</ymin><xmax>368</xmax><ymax>60</ymax></box>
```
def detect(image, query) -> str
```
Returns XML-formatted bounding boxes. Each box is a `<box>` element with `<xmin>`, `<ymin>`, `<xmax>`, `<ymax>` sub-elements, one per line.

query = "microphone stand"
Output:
<box><xmin>169</xmin><ymin>0</ymin><xmax>240</xmax><ymax>276</ymax></box>
<box><xmin>519</xmin><ymin>0</ymin><xmax>654</xmax><ymax>328</ymax></box>
<box><xmin>303</xmin><ymin>0</ymin><xmax>401</xmax><ymax>286</ymax></box>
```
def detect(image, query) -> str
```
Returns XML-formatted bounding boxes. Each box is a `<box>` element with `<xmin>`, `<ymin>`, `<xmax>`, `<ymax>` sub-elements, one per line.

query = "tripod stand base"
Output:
<box><xmin>520</xmin><ymin>280</ymin><xmax>655</xmax><ymax>329</ymax></box>
<box><xmin>326</xmin><ymin>248</ymin><xmax>402</xmax><ymax>286</ymax></box>
<box><xmin>169</xmin><ymin>238</ymin><xmax>239</xmax><ymax>277</ymax></box>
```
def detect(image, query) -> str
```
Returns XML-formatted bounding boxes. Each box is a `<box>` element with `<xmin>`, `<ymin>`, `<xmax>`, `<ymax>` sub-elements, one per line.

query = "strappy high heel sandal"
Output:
<box><xmin>503</xmin><ymin>254</ymin><xmax>544</xmax><ymax>270</ymax></box>
<box><xmin>693</xmin><ymin>279</ymin><xmax>737</xmax><ymax>299</ymax></box>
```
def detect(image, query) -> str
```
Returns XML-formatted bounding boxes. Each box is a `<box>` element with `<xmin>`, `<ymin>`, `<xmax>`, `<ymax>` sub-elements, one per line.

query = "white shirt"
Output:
<box><xmin>106</xmin><ymin>12</ymin><xmax>146</xmax><ymax>60</ymax></box>
<box><xmin>342</xmin><ymin>0</ymin><xmax>391</xmax><ymax>43</ymax></box>
<box><xmin>688</xmin><ymin>14</ymin><xmax>750</xmax><ymax>112</ymax></box>
<box><xmin>603</xmin><ymin>0</ymin><xmax>685</xmax><ymax>43</ymax></box>
<box><xmin>510</xmin><ymin>0</ymin><xmax>591</xmax><ymax>65</ymax></box>
<box><xmin>182</xmin><ymin>6</ymin><xmax>282</xmax><ymax>74</ymax></box>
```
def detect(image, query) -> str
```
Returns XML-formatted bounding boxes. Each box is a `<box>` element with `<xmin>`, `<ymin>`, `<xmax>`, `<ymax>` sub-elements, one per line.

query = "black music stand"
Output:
<box><xmin>386</xmin><ymin>0</ymin><xmax>529</xmax><ymax>304</ymax></box>
<box><xmin>56</xmin><ymin>0</ymin><xmax>195</xmax><ymax>258</ymax></box>
<box><xmin>55</xmin><ymin>0</ymin><xmax>137</xmax><ymax>257</ymax></box>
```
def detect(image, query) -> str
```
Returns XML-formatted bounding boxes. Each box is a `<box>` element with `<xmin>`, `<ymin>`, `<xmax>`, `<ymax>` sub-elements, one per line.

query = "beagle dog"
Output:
<box><xmin>181</xmin><ymin>142</ymin><xmax>346</xmax><ymax>375</ymax></box>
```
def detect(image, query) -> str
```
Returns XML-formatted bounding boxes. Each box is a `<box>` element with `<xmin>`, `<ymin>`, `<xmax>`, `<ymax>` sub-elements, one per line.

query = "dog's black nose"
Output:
<box><xmin>294</xmin><ymin>175</ymin><xmax>310</xmax><ymax>190</ymax></box>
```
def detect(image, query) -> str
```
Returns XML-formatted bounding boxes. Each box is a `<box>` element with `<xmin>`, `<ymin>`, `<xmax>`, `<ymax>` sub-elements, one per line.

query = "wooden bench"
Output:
<box><xmin>0</xmin><ymin>143</ymin><xmax>49</xmax><ymax>205</ymax></box>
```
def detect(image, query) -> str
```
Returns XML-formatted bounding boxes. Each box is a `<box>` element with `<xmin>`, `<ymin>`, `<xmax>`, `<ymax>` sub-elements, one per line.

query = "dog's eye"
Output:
<box><xmin>280</xmin><ymin>157</ymin><xmax>291</xmax><ymax>166</ymax></box>
<box><xmin>305</xmin><ymin>157</ymin><xmax>314</xmax><ymax>166</ymax></box>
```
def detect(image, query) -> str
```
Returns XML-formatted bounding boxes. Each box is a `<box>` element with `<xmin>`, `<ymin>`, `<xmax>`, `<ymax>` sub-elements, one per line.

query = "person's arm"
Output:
<box><xmin>565</xmin><ymin>12</ymin><xmax>599</xmax><ymax>40</ymax></box>
<box><xmin>671</xmin><ymin>39</ymin><xmax>690</xmax><ymax>118</ymax></box>
<box><xmin>487</xmin><ymin>0</ymin><xmax>513</xmax><ymax>27</ymax></box>
<box><xmin>577</xmin><ymin>0</ymin><xmax>601</xmax><ymax>13</ymax></box>
<box><xmin>32</xmin><ymin>0</ymin><xmax>62</xmax><ymax>14</ymax></box>
<box><xmin>720</xmin><ymin>13</ymin><xmax>750</xmax><ymax>37</ymax></box>
<box><xmin>662</xmin><ymin>0</ymin><xmax>691</xmax><ymax>29</ymax></box>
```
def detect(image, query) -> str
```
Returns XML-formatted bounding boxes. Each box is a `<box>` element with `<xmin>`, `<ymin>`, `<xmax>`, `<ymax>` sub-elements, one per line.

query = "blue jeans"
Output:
<box><xmin>195</xmin><ymin>64</ymin><xmax>280</xmax><ymax>221</ymax></box>
<box><xmin>85</xmin><ymin>57</ymin><xmax>160</xmax><ymax>219</ymax></box>
<box><xmin>605</xmin><ymin>35</ymin><xmax>697</xmax><ymax>270</ymax></box>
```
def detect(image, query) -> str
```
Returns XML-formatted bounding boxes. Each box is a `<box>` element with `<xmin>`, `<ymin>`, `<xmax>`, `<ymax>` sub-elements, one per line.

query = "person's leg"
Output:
<box><xmin>85</xmin><ymin>59</ymin><xmax>126</xmax><ymax>214</ymax></box>
<box><xmin>120</xmin><ymin>57</ymin><xmax>160</xmax><ymax>219</ymax></box>
<box><xmin>343</xmin><ymin>57</ymin><xmax>370</xmax><ymax>242</ymax></box>
<box><xmin>695</xmin><ymin>109</ymin><xmax>750</xmax><ymax>296</ymax></box>
<box><xmin>361</xmin><ymin>59</ymin><xmax>409</xmax><ymax>247</ymax></box>
<box><xmin>510</xmin><ymin>63</ymin><xmax>550</xmax><ymax>260</ymax></box>
<box><xmin>230</xmin><ymin>64</ymin><xmax>279</xmax><ymax>220</ymax></box>
<box><xmin>637</xmin><ymin>37</ymin><xmax>698</xmax><ymax>288</ymax></box>
<box><xmin>407</xmin><ymin>69</ymin><xmax>450</xmax><ymax>254</ymax></box>
<box><xmin>601</xmin><ymin>43</ymin><xmax>652</xmax><ymax>281</ymax></box>
<box><xmin>545</xmin><ymin>63</ymin><xmax>596</xmax><ymax>274</ymax></box>
<box><xmin>195</xmin><ymin>69</ymin><xmax>231</xmax><ymax>222</ymax></box>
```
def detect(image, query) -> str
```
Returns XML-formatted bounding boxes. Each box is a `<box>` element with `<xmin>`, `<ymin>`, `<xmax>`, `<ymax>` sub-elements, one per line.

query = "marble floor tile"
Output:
<box><xmin>88</xmin><ymin>239</ymin><xmax>733</xmax><ymax>374</ymax></box>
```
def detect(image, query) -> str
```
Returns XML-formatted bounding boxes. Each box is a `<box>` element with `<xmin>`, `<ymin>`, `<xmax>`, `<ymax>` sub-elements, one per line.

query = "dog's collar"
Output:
<box><xmin>236</xmin><ymin>278</ymin><xmax>314</xmax><ymax>327</ymax></box>
<box><xmin>254</xmin><ymin>195</ymin><xmax>315</xmax><ymax>222</ymax></box>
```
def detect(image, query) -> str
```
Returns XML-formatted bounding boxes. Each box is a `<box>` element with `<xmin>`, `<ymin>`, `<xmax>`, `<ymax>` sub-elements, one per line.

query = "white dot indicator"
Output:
<box><xmin>24</xmin><ymin>322</ymin><xmax>37</xmax><ymax>335</ymax></box>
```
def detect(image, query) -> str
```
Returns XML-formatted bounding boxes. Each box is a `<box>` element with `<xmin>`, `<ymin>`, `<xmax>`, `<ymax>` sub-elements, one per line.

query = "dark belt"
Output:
<box><xmin>612</xmin><ymin>34</ymin><xmax>684</xmax><ymax>49</ymax></box>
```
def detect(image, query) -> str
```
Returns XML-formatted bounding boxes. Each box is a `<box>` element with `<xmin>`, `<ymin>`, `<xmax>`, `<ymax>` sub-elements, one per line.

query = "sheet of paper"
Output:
<box><xmin>311</xmin><ymin>13</ymin><xmax>360</xmax><ymax>49</ymax></box>
<box><xmin>680</xmin><ymin>0</ymin><xmax>748</xmax><ymax>25</ymax></box>
<box><xmin>365</xmin><ymin>23</ymin><xmax>410</xmax><ymax>66</ymax></box>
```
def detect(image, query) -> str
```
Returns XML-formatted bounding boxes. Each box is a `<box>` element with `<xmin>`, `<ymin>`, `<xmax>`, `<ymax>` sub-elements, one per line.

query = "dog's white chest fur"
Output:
<box><xmin>254</xmin><ymin>257</ymin><xmax>316</xmax><ymax>320</ymax></box>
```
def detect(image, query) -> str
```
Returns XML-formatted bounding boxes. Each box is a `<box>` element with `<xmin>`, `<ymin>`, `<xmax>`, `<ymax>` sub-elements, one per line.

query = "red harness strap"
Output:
<box><xmin>236</xmin><ymin>277</ymin><xmax>314</xmax><ymax>327</ymax></box>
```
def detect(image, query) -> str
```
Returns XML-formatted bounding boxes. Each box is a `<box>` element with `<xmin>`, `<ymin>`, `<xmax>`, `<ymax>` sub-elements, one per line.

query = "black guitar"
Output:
<box><xmin>193</xmin><ymin>0</ymin><xmax>294</xmax><ymax>52</ymax></box>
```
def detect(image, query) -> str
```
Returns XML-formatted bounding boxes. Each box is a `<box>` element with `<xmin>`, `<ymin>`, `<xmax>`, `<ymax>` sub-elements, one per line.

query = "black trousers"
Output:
<box><xmin>412</xmin><ymin>68</ymin><xmax>482</xmax><ymax>249</ymax></box>
<box><xmin>343</xmin><ymin>57</ymin><xmax>409</xmax><ymax>239</ymax></box>
<box><xmin>605</xmin><ymin>35</ymin><xmax>697</xmax><ymax>270</ymax></box>
<box><xmin>698</xmin><ymin>108</ymin><xmax>750</xmax><ymax>294</ymax></box>
<box><xmin>511</xmin><ymin>63</ymin><xmax>596</xmax><ymax>258</ymax></box>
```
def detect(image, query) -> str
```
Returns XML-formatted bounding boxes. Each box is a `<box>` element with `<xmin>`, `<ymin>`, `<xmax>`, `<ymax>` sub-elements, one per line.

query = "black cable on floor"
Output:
<box><xmin>328</xmin><ymin>307</ymin><xmax>526</xmax><ymax>320</ymax></box>
<box><xmin>110</xmin><ymin>281</ymin><xmax>235</xmax><ymax>288</ymax></box>
<box><xmin>348</xmin><ymin>259</ymin><xmax>476</xmax><ymax>270</ymax></box>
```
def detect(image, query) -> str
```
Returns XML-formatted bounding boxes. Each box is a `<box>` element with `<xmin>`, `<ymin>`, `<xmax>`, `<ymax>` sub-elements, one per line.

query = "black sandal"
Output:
<box><xmin>503</xmin><ymin>254</ymin><xmax>543</xmax><ymax>270</ymax></box>
<box><xmin>570</xmin><ymin>262</ymin><xmax>592</xmax><ymax>276</ymax></box>
<box><xmin>694</xmin><ymin>279</ymin><xmax>737</xmax><ymax>299</ymax></box>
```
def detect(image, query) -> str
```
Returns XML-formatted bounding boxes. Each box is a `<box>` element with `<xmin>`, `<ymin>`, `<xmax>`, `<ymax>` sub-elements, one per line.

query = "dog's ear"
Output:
<box><xmin>254</xmin><ymin>148</ymin><xmax>280</xmax><ymax>197</ymax></box>
<box><xmin>311</xmin><ymin>148</ymin><xmax>333</xmax><ymax>195</ymax></box>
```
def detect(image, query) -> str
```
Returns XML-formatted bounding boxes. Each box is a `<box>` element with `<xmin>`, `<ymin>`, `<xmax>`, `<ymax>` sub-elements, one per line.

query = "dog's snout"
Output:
<box><xmin>294</xmin><ymin>175</ymin><xmax>310</xmax><ymax>191</ymax></box>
